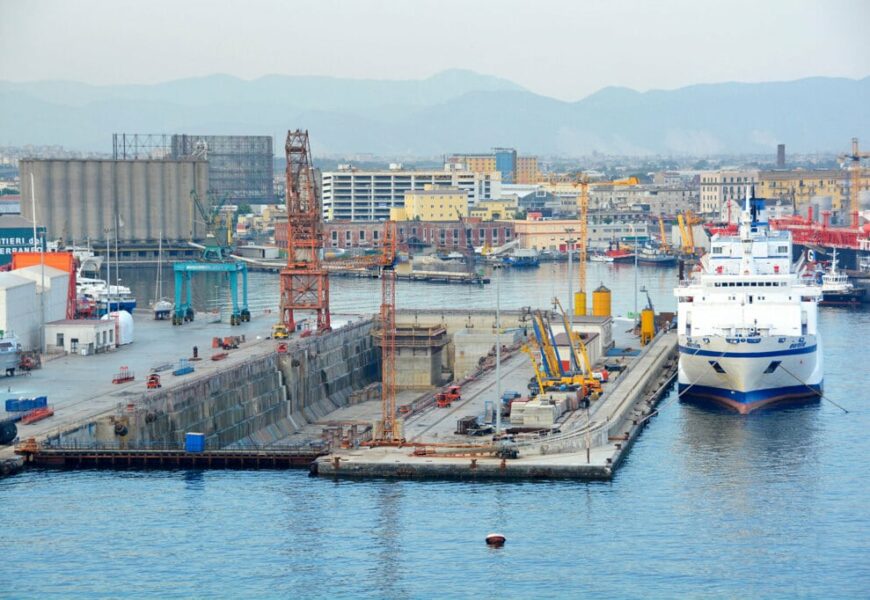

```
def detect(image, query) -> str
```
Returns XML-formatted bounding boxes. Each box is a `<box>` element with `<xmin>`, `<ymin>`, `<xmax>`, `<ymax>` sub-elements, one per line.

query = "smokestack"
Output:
<box><xmin>776</xmin><ymin>144</ymin><xmax>785</xmax><ymax>168</ymax></box>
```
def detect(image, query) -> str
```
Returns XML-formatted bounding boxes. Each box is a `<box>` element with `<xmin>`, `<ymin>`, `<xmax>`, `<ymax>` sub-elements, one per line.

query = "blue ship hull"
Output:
<box><xmin>679</xmin><ymin>382</ymin><xmax>822</xmax><ymax>413</ymax></box>
<box><xmin>98</xmin><ymin>300</ymin><xmax>137</xmax><ymax>315</ymax></box>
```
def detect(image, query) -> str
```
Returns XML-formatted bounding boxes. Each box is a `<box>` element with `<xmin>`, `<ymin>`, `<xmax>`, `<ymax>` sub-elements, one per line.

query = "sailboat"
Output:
<box><xmin>151</xmin><ymin>236</ymin><xmax>173</xmax><ymax>320</ymax></box>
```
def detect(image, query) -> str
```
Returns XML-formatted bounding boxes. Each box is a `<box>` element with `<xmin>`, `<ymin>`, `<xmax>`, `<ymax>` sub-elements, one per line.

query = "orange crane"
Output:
<box><xmin>839</xmin><ymin>137</ymin><xmax>870</xmax><ymax>229</ymax></box>
<box><xmin>573</xmin><ymin>176</ymin><xmax>639</xmax><ymax>315</ymax></box>
<box><xmin>322</xmin><ymin>222</ymin><xmax>400</xmax><ymax>443</ymax></box>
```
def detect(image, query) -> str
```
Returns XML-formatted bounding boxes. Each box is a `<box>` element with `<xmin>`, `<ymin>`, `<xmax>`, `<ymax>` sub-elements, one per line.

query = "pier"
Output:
<box><xmin>316</xmin><ymin>331</ymin><xmax>678</xmax><ymax>480</ymax></box>
<box><xmin>3</xmin><ymin>303</ymin><xmax>677</xmax><ymax>480</ymax></box>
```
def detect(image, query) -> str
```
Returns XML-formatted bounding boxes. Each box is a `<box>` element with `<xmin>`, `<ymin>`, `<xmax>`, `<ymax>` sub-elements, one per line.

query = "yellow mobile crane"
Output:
<box><xmin>553</xmin><ymin>298</ymin><xmax>602</xmax><ymax>392</ymax></box>
<box><xmin>658</xmin><ymin>216</ymin><xmax>670</xmax><ymax>253</ymax></box>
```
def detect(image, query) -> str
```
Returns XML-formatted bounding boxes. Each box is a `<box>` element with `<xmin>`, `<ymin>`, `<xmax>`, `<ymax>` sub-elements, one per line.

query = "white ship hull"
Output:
<box><xmin>678</xmin><ymin>334</ymin><xmax>823</xmax><ymax>413</ymax></box>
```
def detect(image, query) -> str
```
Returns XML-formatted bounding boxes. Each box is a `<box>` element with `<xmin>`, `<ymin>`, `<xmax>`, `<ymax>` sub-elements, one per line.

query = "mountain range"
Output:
<box><xmin>1</xmin><ymin>69</ymin><xmax>868</xmax><ymax>157</ymax></box>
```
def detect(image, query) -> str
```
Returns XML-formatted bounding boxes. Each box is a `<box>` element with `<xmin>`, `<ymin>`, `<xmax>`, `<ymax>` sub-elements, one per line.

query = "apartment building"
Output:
<box><xmin>321</xmin><ymin>167</ymin><xmax>501</xmax><ymax>221</ymax></box>
<box><xmin>699</xmin><ymin>170</ymin><xmax>759</xmax><ymax>216</ymax></box>
<box><xmin>390</xmin><ymin>185</ymin><xmax>468</xmax><ymax>221</ymax></box>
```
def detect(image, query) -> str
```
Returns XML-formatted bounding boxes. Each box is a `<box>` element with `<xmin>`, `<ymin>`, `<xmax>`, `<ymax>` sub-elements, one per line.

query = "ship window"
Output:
<box><xmin>709</xmin><ymin>361</ymin><xmax>726</xmax><ymax>374</ymax></box>
<box><xmin>764</xmin><ymin>361</ymin><xmax>781</xmax><ymax>374</ymax></box>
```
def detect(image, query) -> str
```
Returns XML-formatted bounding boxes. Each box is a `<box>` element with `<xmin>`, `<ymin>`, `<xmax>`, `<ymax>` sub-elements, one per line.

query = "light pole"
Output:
<box><xmin>495</xmin><ymin>264</ymin><xmax>501</xmax><ymax>436</ymax></box>
<box><xmin>564</xmin><ymin>228</ymin><xmax>576</xmax><ymax>360</ymax></box>
<box><xmin>631</xmin><ymin>223</ymin><xmax>638</xmax><ymax>324</ymax></box>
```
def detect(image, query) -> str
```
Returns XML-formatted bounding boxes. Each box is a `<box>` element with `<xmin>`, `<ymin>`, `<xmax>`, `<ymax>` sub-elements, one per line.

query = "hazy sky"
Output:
<box><xmin>1</xmin><ymin>0</ymin><xmax>868</xmax><ymax>100</ymax></box>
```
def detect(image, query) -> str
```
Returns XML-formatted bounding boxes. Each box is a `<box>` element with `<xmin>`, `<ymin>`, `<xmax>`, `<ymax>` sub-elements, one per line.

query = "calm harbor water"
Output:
<box><xmin>2</xmin><ymin>263</ymin><xmax>868</xmax><ymax>598</ymax></box>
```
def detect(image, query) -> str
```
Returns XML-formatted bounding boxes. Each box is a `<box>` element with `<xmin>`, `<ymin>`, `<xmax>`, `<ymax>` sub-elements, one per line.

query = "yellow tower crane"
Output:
<box><xmin>839</xmin><ymin>137</ymin><xmax>870</xmax><ymax>229</ymax></box>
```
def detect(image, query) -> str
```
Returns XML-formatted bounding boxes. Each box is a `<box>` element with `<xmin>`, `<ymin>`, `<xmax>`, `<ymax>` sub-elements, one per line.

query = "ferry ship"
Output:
<box><xmin>675</xmin><ymin>191</ymin><xmax>823</xmax><ymax>413</ymax></box>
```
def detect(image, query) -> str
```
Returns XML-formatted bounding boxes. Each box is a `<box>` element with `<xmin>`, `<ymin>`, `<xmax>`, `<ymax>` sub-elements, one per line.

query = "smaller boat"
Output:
<box><xmin>819</xmin><ymin>249</ymin><xmax>865</xmax><ymax>305</ymax></box>
<box><xmin>151</xmin><ymin>237</ymin><xmax>173</xmax><ymax>320</ymax></box>
<box><xmin>590</xmin><ymin>253</ymin><xmax>614</xmax><ymax>263</ymax></box>
<box><xmin>504</xmin><ymin>248</ymin><xmax>540</xmax><ymax>268</ymax></box>
<box><xmin>605</xmin><ymin>247</ymin><xmax>635</xmax><ymax>263</ymax></box>
<box><xmin>636</xmin><ymin>244</ymin><xmax>677</xmax><ymax>266</ymax></box>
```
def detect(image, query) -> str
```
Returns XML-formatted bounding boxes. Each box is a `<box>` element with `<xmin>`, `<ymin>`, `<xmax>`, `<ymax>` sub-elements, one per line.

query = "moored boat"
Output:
<box><xmin>675</xmin><ymin>190</ymin><xmax>823</xmax><ymax>413</ymax></box>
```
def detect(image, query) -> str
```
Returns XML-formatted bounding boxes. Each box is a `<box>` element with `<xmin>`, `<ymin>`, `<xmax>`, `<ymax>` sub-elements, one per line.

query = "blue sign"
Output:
<box><xmin>0</xmin><ymin>227</ymin><xmax>46</xmax><ymax>265</ymax></box>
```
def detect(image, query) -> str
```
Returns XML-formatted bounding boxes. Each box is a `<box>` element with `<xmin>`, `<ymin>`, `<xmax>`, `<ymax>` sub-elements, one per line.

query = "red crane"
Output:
<box><xmin>280</xmin><ymin>130</ymin><xmax>330</xmax><ymax>333</ymax></box>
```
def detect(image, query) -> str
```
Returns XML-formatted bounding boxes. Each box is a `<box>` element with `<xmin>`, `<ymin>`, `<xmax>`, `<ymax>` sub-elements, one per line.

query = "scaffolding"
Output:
<box><xmin>112</xmin><ymin>133</ymin><xmax>274</xmax><ymax>204</ymax></box>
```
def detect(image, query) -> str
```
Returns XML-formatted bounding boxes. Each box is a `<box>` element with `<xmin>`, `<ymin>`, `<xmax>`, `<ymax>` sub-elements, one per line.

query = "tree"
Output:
<box><xmin>237</xmin><ymin>203</ymin><xmax>253</xmax><ymax>215</ymax></box>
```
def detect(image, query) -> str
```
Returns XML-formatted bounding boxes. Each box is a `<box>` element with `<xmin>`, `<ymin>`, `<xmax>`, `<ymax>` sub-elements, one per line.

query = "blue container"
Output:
<box><xmin>185</xmin><ymin>432</ymin><xmax>205</xmax><ymax>453</ymax></box>
<box><xmin>5</xmin><ymin>399</ymin><xmax>19</xmax><ymax>412</ymax></box>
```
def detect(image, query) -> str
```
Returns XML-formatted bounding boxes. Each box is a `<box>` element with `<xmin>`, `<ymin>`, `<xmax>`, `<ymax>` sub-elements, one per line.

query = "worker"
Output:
<box><xmin>193</xmin><ymin>346</ymin><xmax>199</xmax><ymax>359</ymax></box>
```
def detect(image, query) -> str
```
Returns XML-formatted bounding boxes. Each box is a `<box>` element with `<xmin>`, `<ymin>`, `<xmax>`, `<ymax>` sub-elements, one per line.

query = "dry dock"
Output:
<box><xmin>316</xmin><ymin>331</ymin><xmax>678</xmax><ymax>480</ymax></box>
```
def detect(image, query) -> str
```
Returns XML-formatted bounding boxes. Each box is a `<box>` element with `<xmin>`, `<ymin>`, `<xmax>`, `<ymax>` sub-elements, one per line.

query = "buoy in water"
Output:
<box><xmin>485</xmin><ymin>533</ymin><xmax>506</xmax><ymax>547</ymax></box>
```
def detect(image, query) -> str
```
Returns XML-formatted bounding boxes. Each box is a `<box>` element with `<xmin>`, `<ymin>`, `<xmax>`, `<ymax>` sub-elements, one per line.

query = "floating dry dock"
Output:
<box><xmin>317</xmin><ymin>331</ymin><xmax>678</xmax><ymax>481</ymax></box>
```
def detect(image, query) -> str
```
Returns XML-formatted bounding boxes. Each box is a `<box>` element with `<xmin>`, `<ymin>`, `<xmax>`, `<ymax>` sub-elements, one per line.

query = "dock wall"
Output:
<box><xmin>46</xmin><ymin>319</ymin><xmax>379</xmax><ymax>449</ymax></box>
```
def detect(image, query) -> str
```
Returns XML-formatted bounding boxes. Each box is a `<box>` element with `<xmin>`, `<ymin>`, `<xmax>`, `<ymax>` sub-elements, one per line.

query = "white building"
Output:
<box><xmin>13</xmin><ymin>265</ymin><xmax>69</xmax><ymax>322</ymax></box>
<box><xmin>46</xmin><ymin>319</ymin><xmax>116</xmax><ymax>355</ymax></box>
<box><xmin>0</xmin><ymin>273</ymin><xmax>38</xmax><ymax>349</ymax></box>
<box><xmin>321</xmin><ymin>167</ymin><xmax>501</xmax><ymax>221</ymax></box>
<box><xmin>700</xmin><ymin>170</ymin><xmax>759</xmax><ymax>217</ymax></box>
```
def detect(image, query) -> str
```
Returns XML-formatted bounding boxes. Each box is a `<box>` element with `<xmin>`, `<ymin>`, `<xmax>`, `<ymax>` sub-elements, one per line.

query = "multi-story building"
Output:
<box><xmin>390</xmin><ymin>185</ymin><xmax>468</xmax><ymax>221</ymax></box>
<box><xmin>699</xmin><ymin>169</ymin><xmax>759</xmax><ymax>217</ymax></box>
<box><xmin>642</xmin><ymin>187</ymin><xmax>700</xmax><ymax>216</ymax></box>
<box><xmin>512</xmin><ymin>218</ymin><xmax>652</xmax><ymax>251</ymax></box>
<box><xmin>516</xmin><ymin>156</ymin><xmax>539</xmax><ymax>185</ymax></box>
<box><xmin>321</xmin><ymin>219</ymin><xmax>514</xmax><ymax>251</ymax></box>
<box><xmin>321</xmin><ymin>167</ymin><xmax>501</xmax><ymax>221</ymax></box>
<box><xmin>757</xmin><ymin>169</ymin><xmax>846</xmax><ymax>211</ymax></box>
<box><xmin>448</xmin><ymin>148</ymin><xmax>539</xmax><ymax>185</ymax></box>
<box><xmin>469</xmin><ymin>198</ymin><xmax>518</xmax><ymax>221</ymax></box>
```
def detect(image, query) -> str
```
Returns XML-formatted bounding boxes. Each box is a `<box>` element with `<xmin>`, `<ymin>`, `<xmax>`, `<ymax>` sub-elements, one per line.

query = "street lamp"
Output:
<box><xmin>564</xmin><ymin>227</ymin><xmax>576</xmax><ymax>343</ymax></box>
<box><xmin>495</xmin><ymin>262</ymin><xmax>502</xmax><ymax>436</ymax></box>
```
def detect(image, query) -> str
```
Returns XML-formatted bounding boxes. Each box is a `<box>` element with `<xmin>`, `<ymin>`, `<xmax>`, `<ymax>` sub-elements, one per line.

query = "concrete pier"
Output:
<box><xmin>316</xmin><ymin>331</ymin><xmax>678</xmax><ymax>480</ymax></box>
<box><xmin>2</xmin><ymin>311</ymin><xmax>380</xmax><ymax>471</ymax></box>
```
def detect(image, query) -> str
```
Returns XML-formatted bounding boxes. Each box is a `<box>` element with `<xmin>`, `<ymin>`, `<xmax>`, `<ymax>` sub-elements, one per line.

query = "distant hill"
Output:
<box><xmin>1</xmin><ymin>70</ymin><xmax>867</xmax><ymax>156</ymax></box>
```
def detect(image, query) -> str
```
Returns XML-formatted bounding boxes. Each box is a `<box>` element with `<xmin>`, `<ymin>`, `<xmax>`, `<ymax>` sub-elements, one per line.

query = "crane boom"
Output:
<box><xmin>531</xmin><ymin>310</ymin><xmax>564</xmax><ymax>377</ymax></box>
<box><xmin>553</xmin><ymin>298</ymin><xmax>594</xmax><ymax>376</ymax></box>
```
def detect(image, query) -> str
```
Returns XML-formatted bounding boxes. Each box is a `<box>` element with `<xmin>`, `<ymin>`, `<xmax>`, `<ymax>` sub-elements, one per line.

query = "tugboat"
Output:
<box><xmin>636</xmin><ymin>244</ymin><xmax>678</xmax><ymax>266</ymax></box>
<box><xmin>819</xmin><ymin>249</ymin><xmax>865</xmax><ymax>305</ymax></box>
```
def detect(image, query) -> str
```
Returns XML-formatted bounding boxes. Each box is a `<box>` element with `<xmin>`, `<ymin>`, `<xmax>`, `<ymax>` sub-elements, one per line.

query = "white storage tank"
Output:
<box><xmin>101</xmin><ymin>310</ymin><xmax>134</xmax><ymax>345</ymax></box>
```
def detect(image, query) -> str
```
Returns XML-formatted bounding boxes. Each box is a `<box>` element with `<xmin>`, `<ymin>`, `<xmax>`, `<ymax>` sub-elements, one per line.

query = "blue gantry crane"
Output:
<box><xmin>172</xmin><ymin>190</ymin><xmax>250</xmax><ymax>326</ymax></box>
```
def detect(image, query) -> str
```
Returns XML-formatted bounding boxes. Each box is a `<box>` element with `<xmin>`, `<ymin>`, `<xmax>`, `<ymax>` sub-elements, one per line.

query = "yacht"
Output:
<box><xmin>674</xmin><ymin>190</ymin><xmax>822</xmax><ymax>413</ymax></box>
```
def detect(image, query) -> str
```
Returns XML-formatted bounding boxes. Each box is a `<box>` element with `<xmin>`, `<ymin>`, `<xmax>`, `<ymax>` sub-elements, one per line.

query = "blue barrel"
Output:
<box><xmin>34</xmin><ymin>396</ymin><xmax>48</xmax><ymax>408</ymax></box>
<box><xmin>19</xmin><ymin>399</ymin><xmax>34</xmax><ymax>411</ymax></box>
<box><xmin>5</xmin><ymin>399</ymin><xmax>19</xmax><ymax>412</ymax></box>
<box><xmin>185</xmin><ymin>432</ymin><xmax>205</xmax><ymax>453</ymax></box>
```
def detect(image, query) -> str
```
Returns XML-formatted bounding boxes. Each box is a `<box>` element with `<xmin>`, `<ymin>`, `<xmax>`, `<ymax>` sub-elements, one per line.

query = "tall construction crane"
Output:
<box><xmin>839</xmin><ymin>137</ymin><xmax>870</xmax><ymax>229</ymax></box>
<box><xmin>573</xmin><ymin>175</ymin><xmax>639</xmax><ymax>315</ymax></box>
<box><xmin>321</xmin><ymin>222</ymin><xmax>400</xmax><ymax>443</ymax></box>
<box><xmin>280</xmin><ymin>130</ymin><xmax>330</xmax><ymax>333</ymax></box>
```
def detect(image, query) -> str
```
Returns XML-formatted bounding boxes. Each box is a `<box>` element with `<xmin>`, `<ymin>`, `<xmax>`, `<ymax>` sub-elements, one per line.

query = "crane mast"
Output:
<box><xmin>280</xmin><ymin>130</ymin><xmax>330</xmax><ymax>333</ymax></box>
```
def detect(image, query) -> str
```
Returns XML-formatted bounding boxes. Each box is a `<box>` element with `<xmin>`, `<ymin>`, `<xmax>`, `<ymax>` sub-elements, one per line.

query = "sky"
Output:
<box><xmin>1</xmin><ymin>0</ymin><xmax>868</xmax><ymax>101</ymax></box>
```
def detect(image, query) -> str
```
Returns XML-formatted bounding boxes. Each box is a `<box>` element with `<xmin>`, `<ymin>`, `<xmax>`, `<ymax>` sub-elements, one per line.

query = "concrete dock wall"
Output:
<box><xmin>47</xmin><ymin>319</ymin><xmax>380</xmax><ymax>449</ymax></box>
